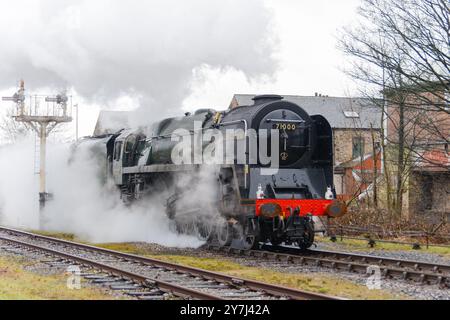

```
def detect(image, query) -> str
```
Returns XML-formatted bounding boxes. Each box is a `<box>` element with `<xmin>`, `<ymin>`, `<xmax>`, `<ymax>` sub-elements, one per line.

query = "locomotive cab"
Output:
<box><xmin>111</xmin><ymin>129</ymin><xmax>146</xmax><ymax>185</ymax></box>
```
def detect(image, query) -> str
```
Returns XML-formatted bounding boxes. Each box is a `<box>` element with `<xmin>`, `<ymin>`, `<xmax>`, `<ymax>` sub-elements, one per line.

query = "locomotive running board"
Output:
<box><xmin>123</xmin><ymin>164</ymin><xmax>201</xmax><ymax>174</ymax></box>
<box><xmin>123</xmin><ymin>164</ymin><xmax>234</xmax><ymax>174</ymax></box>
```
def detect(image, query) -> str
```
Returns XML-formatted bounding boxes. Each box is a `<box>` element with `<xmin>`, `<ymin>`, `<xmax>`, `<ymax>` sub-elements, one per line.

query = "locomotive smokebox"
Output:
<box><xmin>252</xmin><ymin>94</ymin><xmax>283</xmax><ymax>105</ymax></box>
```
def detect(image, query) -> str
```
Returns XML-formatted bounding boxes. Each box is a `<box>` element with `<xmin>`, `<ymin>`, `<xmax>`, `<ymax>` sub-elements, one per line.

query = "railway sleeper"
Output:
<box><xmin>126</xmin><ymin>290</ymin><xmax>165</xmax><ymax>297</ymax></box>
<box><xmin>110</xmin><ymin>285</ymin><xmax>143</xmax><ymax>291</ymax></box>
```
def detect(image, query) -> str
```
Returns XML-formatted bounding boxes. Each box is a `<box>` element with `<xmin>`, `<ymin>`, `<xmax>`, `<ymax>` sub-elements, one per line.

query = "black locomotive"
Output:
<box><xmin>76</xmin><ymin>95</ymin><xmax>346</xmax><ymax>250</ymax></box>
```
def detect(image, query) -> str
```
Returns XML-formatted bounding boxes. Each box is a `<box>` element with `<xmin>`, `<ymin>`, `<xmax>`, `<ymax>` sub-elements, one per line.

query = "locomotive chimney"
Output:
<box><xmin>252</xmin><ymin>94</ymin><xmax>283</xmax><ymax>105</ymax></box>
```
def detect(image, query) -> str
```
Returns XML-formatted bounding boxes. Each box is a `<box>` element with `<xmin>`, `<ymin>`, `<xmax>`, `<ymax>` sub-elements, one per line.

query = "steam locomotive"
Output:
<box><xmin>77</xmin><ymin>95</ymin><xmax>346</xmax><ymax>250</ymax></box>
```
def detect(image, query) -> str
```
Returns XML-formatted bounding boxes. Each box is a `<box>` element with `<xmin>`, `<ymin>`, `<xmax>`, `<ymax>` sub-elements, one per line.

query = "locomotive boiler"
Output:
<box><xmin>77</xmin><ymin>94</ymin><xmax>347</xmax><ymax>250</ymax></box>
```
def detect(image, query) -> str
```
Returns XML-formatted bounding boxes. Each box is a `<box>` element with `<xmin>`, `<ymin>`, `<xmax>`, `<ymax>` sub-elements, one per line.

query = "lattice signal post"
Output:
<box><xmin>2</xmin><ymin>80</ymin><xmax>72</xmax><ymax>225</ymax></box>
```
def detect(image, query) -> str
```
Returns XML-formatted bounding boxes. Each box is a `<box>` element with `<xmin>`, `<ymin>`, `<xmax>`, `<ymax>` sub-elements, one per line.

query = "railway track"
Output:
<box><xmin>0</xmin><ymin>226</ymin><xmax>340</xmax><ymax>300</ymax></box>
<box><xmin>207</xmin><ymin>243</ymin><xmax>450</xmax><ymax>288</ymax></box>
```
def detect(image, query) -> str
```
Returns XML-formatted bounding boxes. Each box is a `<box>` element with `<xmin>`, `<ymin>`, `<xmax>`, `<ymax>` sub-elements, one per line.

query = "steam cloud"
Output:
<box><xmin>0</xmin><ymin>1</ymin><xmax>277</xmax><ymax>245</ymax></box>
<box><xmin>0</xmin><ymin>139</ymin><xmax>39</xmax><ymax>228</ymax></box>
<box><xmin>0</xmin><ymin>0</ymin><xmax>277</xmax><ymax>124</ymax></box>
<box><xmin>0</xmin><ymin>137</ymin><xmax>204</xmax><ymax>247</ymax></box>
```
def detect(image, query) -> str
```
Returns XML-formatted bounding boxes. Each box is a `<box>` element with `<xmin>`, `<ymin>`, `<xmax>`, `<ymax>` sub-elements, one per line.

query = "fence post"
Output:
<box><xmin>329</xmin><ymin>224</ymin><xmax>337</xmax><ymax>242</ymax></box>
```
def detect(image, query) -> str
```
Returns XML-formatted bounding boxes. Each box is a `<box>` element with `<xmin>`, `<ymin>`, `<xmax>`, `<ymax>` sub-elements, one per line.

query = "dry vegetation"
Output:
<box><xmin>0</xmin><ymin>255</ymin><xmax>115</xmax><ymax>300</ymax></box>
<box><xmin>329</xmin><ymin>207</ymin><xmax>450</xmax><ymax>245</ymax></box>
<box><xmin>315</xmin><ymin>235</ymin><xmax>450</xmax><ymax>257</ymax></box>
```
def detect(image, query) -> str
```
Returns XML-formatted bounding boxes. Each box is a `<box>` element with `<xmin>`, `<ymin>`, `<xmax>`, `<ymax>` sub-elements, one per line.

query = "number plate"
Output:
<box><xmin>274</xmin><ymin>123</ymin><xmax>297</xmax><ymax>130</ymax></box>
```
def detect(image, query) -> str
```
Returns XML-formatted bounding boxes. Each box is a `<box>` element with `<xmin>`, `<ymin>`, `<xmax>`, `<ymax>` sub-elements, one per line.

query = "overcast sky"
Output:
<box><xmin>0</xmin><ymin>0</ymin><xmax>360</xmax><ymax>140</ymax></box>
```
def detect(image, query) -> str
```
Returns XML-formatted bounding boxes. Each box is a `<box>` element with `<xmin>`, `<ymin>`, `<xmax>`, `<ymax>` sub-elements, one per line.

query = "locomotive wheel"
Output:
<box><xmin>298</xmin><ymin>221</ymin><xmax>315</xmax><ymax>251</ymax></box>
<box><xmin>234</xmin><ymin>221</ymin><xmax>260</xmax><ymax>250</ymax></box>
<box><xmin>194</xmin><ymin>221</ymin><xmax>213</xmax><ymax>242</ymax></box>
<box><xmin>217</xmin><ymin>222</ymin><xmax>232</xmax><ymax>247</ymax></box>
<box><xmin>240</xmin><ymin>234</ymin><xmax>259</xmax><ymax>250</ymax></box>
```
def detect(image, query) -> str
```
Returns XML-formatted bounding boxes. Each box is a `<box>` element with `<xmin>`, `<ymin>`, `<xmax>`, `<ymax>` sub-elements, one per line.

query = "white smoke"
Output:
<box><xmin>0</xmin><ymin>0</ymin><xmax>278</xmax><ymax>125</ymax></box>
<box><xmin>0</xmin><ymin>137</ymin><xmax>204</xmax><ymax>247</ymax></box>
<box><xmin>0</xmin><ymin>138</ymin><xmax>39</xmax><ymax>228</ymax></box>
<box><xmin>0</xmin><ymin>0</ymin><xmax>278</xmax><ymax>246</ymax></box>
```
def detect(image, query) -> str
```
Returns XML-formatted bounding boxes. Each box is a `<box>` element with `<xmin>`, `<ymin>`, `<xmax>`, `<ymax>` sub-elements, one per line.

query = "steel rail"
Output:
<box><xmin>207</xmin><ymin>244</ymin><xmax>450</xmax><ymax>288</ymax></box>
<box><xmin>268</xmin><ymin>245</ymin><xmax>450</xmax><ymax>275</ymax></box>
<box><xmin>0</xmin><ymin>226</ymin><xmax>340</xmax><ymax>300</ymax></box>
<box><xmin>0</xmin><ymin>235</ymin><xmax>222</xmax><ymax>300</ymax></box>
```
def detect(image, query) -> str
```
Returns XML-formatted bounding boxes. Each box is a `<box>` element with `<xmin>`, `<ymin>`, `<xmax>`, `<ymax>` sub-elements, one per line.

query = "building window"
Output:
<box><xmin>343</xmin><ymin>111</ymin><xmax>359</xmax><ymax>118</ymax></box>
<box><xmin>352</xmin><ymin>137</ymin><xmax>365</xmax><ymax>159</ymax></box>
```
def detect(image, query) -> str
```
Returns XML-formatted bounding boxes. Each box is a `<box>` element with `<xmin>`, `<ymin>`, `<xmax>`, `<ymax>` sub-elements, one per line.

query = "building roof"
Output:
<box><xmin>412</xmin><ymin>149</ymin><xmax>450</xmax><ymax>172</ymax></box>
<box><xmin>92</xmin><ymin>94</ymin><xmax>383</xmax><ymax>136</ymax></box>
<box><xmin>231</xmin><ymin>94</ymin><xmax>382</xmax><ymax>129</ymax></box>
<box><xmin>336</xmin><ymin>151</ymin><xmax>381</xmax><ymax>169</ymax></box>
<box><xmin>93</xmin><ymin>111</ymin><xmax>130</xmax><ymax>136</ymax></box>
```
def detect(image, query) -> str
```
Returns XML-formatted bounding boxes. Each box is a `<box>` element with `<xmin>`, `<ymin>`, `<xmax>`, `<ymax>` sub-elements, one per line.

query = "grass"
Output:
<box><xmin>96</xmin><ymin>242</ymin><xmax>147</xmax><ymax>254</ymax></box>
<box><xmin>0</xmin><ymin>256</ymin><xmax>115</xmax><ymax>300</ymax></box>
<box><xmin>316</xmin><ymin>235</ymin><xmax>450</xmax><ymax>257</ymax></box>
<box><xmin>29</xmin><ymin>230</ymin><xmax>79</xmax><ymax>242</ymax></box>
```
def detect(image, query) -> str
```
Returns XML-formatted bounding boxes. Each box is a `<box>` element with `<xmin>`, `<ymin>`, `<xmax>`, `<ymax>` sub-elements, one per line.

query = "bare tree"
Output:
<box><xmin>339</xmin><ymin>0</ymin><xmax>449</xmax><ymax>216</ymax></box>
<box><xmin>341</xmin><ymin>0</ymin><xmax>449</xmax><ymax>109</ymax></box>
<box><xmin>1</xmin><ymin>107</ymin><xmax>71</xmax><ymax>145</ymax></box>
<box><xmin>0</xmin><ymin>110</ymin><xmax>28</xmax><ymax>144</ymax></box>
<box><xmin>370</xmin><ymin>123</ymin><xmax>379</xmax><ymax>208</ymax></box>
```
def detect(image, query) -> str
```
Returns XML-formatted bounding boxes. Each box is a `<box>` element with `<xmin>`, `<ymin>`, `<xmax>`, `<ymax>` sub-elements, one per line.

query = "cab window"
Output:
<box><xmin>114</xmin><ymin>141</ymin><xmax>123</xmax><ymax>160</ymax></box>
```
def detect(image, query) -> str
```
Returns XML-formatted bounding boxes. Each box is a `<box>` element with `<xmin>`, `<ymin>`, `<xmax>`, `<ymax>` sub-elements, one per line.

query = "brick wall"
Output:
<box><xmin>408</xmin><ymin>171</ymin><xmax>450</xmax><ymax>218</ymax></box>
<box><xmin>386</xmin><ymin>90</ymin><xmax>449</xmax><ymax>217</ymax></box>
<box><xmin>229</xmin><ymin>97</ymin><xmax>239</xmax><ymax>109</ymax></box>
<box><xmin>387</xmin><ymin>91</ymin><xmax>449</xmax><ymax>146</ymax></box>
<box><xmin>333</xmin><ymin>128</ymin><xmax>380</xmax><ymax>165</ymax></box>
<box><xmin>333</xmin><ymin>128</ymin><xmax>381</xmax><ymax>196</ymax></box>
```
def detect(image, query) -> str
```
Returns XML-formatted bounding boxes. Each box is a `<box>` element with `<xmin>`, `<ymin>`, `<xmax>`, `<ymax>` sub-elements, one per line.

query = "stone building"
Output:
<box><xmin>385</xmin><ymin>88</ymin><xmax>449</xmax><ymax>219</ymax></box>
<box><xmin>230</xmin><ymin>94</ymin><xmax>383</xmax><ymax>197</ymax></box>
<box><xmin>408</xmin><ymin>164</ymin><xmax>449</xmax><ymax>220</ymax></box>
